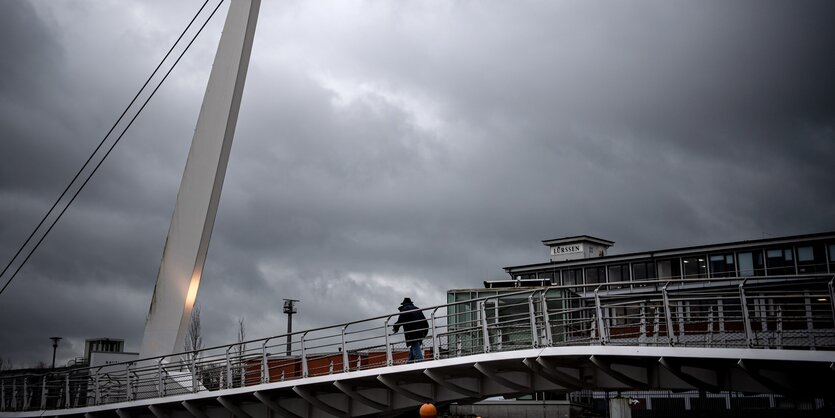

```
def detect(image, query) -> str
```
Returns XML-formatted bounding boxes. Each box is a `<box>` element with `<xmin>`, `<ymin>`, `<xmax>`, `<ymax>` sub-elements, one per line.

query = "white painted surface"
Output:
<box><xmin>88</xmin><ymin>351</ymin><xmax>139</xmax><ymax>369</ymax></box>
<box><xmin>609</xmin><ymin>397</ymin><xmax>632</xmax><ymax>418</ymax></box>
<box><xmin>139</xmin><ymin>0</ymin><xmax>261</xmax><ymax>359</ymax></box>
<box><xmin>547</xmin><ymin>239</ymin><xmax>610</xmax><ymax>262</ymax></box>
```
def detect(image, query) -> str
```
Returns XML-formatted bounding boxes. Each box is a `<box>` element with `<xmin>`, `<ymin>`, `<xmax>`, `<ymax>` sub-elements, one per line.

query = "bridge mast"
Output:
<box><xmin>140</xmin><ymin>0</ymin><xmax>261</xmax><ymax>359</ymax></box>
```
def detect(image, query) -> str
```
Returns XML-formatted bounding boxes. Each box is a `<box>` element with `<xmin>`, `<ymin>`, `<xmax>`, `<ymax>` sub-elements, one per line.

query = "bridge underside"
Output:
<box><xmin>9</xmin><ymin>346</ymin><xmax>833</xmax><ymax>418</ymax></box>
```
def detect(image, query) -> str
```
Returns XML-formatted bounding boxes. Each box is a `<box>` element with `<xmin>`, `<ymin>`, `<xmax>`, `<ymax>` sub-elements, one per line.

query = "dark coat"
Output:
<box><xmin>393</xmin><ymin>302</ymin><xmax>429</xmax><ymax>347</ymax></box>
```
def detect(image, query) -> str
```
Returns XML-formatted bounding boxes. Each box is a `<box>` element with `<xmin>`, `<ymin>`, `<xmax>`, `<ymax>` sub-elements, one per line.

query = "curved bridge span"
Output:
<box><xmin>2</xmin><ymin>276</ymin><xmax>834</xmax><ymax>417</ymax></box>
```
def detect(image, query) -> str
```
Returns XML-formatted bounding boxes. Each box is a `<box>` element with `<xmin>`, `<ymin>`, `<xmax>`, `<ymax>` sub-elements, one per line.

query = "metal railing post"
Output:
<box><xmin>677</xmin><ymin>301</ymin><xmax>685</xmax><ymax>341</ymax></box>
<box><xmin>126</xmin><ymin>362</ymin><xmax>133</xmax><ymax>400</ymax></box>
<box><xmin>540</xmin><ymin>291</ymin><xmax>553</xmax><ymax>346</ymax></box>
<box><xmin>828</xmin><ymin>277</ymin><xmax>835</xmax><ymax>327</ymax></box>
<box><xmin>22</xmin><ymin>378</ymin><xmax>28</xmax><ymax>411</ymax></box>
<box><xmin>40</xmin><ymin>376</ymin><xmax>46</xmax><ymax>410</ymax></box>
<box><xmin>662</xmin><ymin>283</ymin><xmax>676</xmax><ymax>346</ymax></box>
<box><xmin>225</xmin><ymin>347</ymin><xmax>233</xmax><ymax>389</ymax></box>
<box><xmin>384</xmin><ymin>317</ymin><xmax>393</xmax><ymax>366</ymax></box>
<box><xmin>805</xmin><ymin>291</ymin><xmax>815</xmax><ymax>350</ymax></box>
<box><xmin>157</xmin><ymin>357</ymin><xmax>165</xmax><ymax>397</ymax></box>
<box><xmin>652</xmin><ymin>307</ymin><xmax>660</xmax><ymax>345</ymax></box>
<box><xmin>594</xmin><ymin>289</ymin><xmax>607</xmax><ymax>345</ymax></box>
<box><xmin>191</xmin><ymin>353</ymin><xmax>198</xmax><ymax>392</ymax></box>
<box><xmin>528</xmin><ymin>294</ymin><xmax>538</xmax><ymax>348</ymax></box>
<box><xmin>342</xmin><ymin>325</ymin><xmax>350</xmax><ymax>373</ymax></box>
<box><xmin>430</xmin><ymin>308</ymin><xmax>440</xmax><ymax>360</ymax></box>
<box><xmin>301</xmin><ymin>332</ymin><xmax>309</xmax><ymax>377</ymax></box>
<box><xmin>261</xmin><ymin>338</ymin><xmax>270</xmax><ymax>384</ymax></box>
<box><xmin>480</xmin><ymin>301</ymin><xmax>491</xmax><ymax>352</ymax></box>
<box><xmin>240</xmin><ymin>344</ymin><xmax>246</xmax><ymax>385</ymax></box>
<box><xmin>739</xmin><ymin>280</ymin><xmax>755</xmax><ymax>347</ymax></box>
<box><xmin>11</xmin><ymin>380</ymin><xmax>16</xmax><ymax>412</ymax></box>
<box><xmin>776</xmin><ymin>306</ymin><xmax>783</xmax><ymax>349</ymax></box>
<box><xmin>94</xmin><ymin>371</ymin><xmax>100</xmax><ymax>405</ymax></box>
<box><xmin>707</xmin><ymin>306</ymin><xmax>714</xmax><ymax>346</ymax></box>
<box><xmin>64</xmin><ymin>374</ymin><xmax>70</xmax><ymax>408</ymax></box>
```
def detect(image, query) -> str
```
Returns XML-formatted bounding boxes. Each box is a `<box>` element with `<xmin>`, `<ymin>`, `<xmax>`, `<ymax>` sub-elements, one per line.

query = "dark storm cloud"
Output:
<box><xmin>2</xmin><ymin>0</ymin><xmax>834</xmax><ymax>365</ymax></box>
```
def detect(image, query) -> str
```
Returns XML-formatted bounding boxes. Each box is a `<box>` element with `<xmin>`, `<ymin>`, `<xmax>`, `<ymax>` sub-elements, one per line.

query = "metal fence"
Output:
<box><xmin>1</xmin><ymin>275</ymin><xmax>833</xmax><ymax>412</ymax></box>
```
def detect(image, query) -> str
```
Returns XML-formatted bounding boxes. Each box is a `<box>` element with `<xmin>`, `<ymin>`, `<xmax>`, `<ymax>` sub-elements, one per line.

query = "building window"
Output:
<box><xmin>796</xmin><ymin>244</ymin><xmax>827</xmax><ymax>274</ymax></box>
<box><xmin>829</xmin><ymin>243</ymin><xmax>835</xmax><ymax>272</ymax></box>
<box><xmin>631</xmin><ymin>261</ymin><xmax>656</xmax><ymax>286</ymax></box>
<box><xmin>562</xmin><ymin>268</ymin><xmax>582</xmax><ymax>288</ymax></box>
<box><xmin>709</xmin><ymin>254</ymin><xmax>735</xmax><ymax>278</ymax></box>
<box><xmin>738</xmin><ymin>251</ymin><xmax>764</xmax><ymax>277</ymax></box>
<box><xmin>584</xmin><ymin>266</ymin><xmax>605</xmax><ymax>285</ymax></box>
<box><xmin>607</xmin><ymin>264</ymin><xmax>629</xmax><ymax>288</ymax></box>
<box><xmin>657</xmin><ymin>259</ymin><xmax>681</xmax><ymax>280</ymax></box>
<box><xmin>682</xmin><ymin>256</ymin><xmax>707</xmax><ymax>279</ymax></box>
<box><xmin>766</xmin><ymin>247</ymin><xmax>795</xmax><ymax>275</ymax></box>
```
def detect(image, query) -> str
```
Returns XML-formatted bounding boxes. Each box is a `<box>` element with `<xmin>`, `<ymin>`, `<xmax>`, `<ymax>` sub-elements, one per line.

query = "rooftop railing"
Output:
<box><xmin>1</xmin><ymin>275</ymin><xmax>833</xmax><ymax>412</ymax></box>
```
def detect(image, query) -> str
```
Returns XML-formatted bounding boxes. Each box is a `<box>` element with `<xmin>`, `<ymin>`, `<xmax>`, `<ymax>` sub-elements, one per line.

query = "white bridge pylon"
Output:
<box><xmin>140</xmin><ymin>0</ymin><xmax>260</xmax><ymax>360</ymax></box>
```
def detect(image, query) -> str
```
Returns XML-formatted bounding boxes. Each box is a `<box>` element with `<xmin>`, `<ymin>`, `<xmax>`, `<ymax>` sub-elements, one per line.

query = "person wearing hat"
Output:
<box><xmin>393</xmin><ymin>298</ymin><xmax>429</xmax><ymax>363</ymax></box>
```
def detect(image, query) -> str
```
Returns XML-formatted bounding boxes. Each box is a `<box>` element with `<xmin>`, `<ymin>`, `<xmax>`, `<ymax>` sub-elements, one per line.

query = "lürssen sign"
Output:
<box><xmin>550</xmin><ymin>244</ymin><xmax>583</xmax><ymax>255</ymax></box>
<box><xmin>543</xmin><ymin>235</ymin><xmax>613</xmax><ymax>262</ymax></box>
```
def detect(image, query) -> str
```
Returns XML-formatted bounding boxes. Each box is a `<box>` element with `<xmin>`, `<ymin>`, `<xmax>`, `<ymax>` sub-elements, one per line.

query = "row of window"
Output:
<box><xmin>516</xmin><ymin>242</ymin><xmax>835</xmax><ymax>288</ymax></box>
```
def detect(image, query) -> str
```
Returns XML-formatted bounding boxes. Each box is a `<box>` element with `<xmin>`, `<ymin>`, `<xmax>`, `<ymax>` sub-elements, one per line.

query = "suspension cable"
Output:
<box><xmin>0</xmin><ymin>0</ymin><xmax>226</xmax><ymax>297</ymax></box>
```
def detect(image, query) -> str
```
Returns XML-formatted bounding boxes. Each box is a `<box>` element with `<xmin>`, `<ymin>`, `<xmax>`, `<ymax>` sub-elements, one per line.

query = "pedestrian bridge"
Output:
<box><xmin>2</xmin><ymin>276</ymin><xmax>834</xmax><ymax>418</ymax></box>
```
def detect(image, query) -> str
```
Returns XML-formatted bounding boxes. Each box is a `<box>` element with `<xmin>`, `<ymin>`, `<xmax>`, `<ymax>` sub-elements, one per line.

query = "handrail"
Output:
<box><xmin>2</xmin><ymin>274</ymin><xmax>834</xmax><ymax>412</ymax></box>
<box><xmin>9</xmin><ymin>274</ymin><xmax>829</xmax><ymax>382</ymax></box>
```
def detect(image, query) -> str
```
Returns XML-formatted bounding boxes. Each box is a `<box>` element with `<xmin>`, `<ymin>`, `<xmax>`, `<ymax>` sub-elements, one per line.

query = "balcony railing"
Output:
<box><xmin>1</xmin><ymin>275</ymin><xmax>833</xmax><ymax>412</ymax></box>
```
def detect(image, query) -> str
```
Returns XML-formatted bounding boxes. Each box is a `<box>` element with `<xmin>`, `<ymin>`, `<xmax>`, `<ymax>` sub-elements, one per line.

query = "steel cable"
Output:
<box><xmin>0</xmin><ymin>1</ymin><xmax>226</xmax><ymax>297</ymax></box>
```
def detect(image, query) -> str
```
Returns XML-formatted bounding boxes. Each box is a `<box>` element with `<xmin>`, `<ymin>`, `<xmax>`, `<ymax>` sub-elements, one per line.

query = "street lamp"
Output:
<box><xmin>283</xmin><ymin>299</ymin><xmax>299</xmax><ymax>356</ymax></box>
<box><xmin>50</xmin><ymin>337</ymin><xmax>62</xmax><ymax>369</ymax></box>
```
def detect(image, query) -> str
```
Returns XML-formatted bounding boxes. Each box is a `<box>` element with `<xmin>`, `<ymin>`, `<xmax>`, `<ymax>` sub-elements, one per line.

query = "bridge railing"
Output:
<box><xmin>1</xmin><ymin>275</ymin><xmax>833</xmax><ymax>412</ymax></box>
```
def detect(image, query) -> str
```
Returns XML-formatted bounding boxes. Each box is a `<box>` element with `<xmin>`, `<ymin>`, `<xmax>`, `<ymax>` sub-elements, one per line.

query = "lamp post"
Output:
<box><xmin>283</xmin><ymin>299</ymin><xmax>299</xmax><ymax>356</ymax></box>
<box><xmin>50</xmin><ymin>337</ymin><xmax>62</xmax><ymax>369</ymax></box>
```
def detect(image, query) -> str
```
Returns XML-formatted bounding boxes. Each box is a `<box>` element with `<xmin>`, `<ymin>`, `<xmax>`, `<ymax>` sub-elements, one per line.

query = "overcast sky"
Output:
<box><xmin>1</xmin><ymin>0</ymin><xmax>833</xmax><ymax>367</ymax></box>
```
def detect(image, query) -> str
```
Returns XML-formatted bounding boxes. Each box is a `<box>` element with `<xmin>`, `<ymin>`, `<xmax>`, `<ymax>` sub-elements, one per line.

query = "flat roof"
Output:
<box><xmin>506</xmin><ymin>230</ymin><xmax>835</xmax><ymax>272</ymax></box>
<box><xmin>542</xmin><ymin>235</ymin><xmax>614</xmax><ymax>246</ymax></box>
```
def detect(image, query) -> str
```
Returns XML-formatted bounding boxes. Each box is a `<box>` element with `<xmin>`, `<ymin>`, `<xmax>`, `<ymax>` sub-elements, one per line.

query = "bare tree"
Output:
<box><xmin>184</xmin><ymin>303</ymin><xmax>202</xmax><ymax>373</ymax></box>
<box><xmin>237</xmin><ymin>317</ymin><xmax>246</xmax><ymax>345</ymax></box>
<box><xmin>231</xmin><ymin>317</ymin><xmax>246</xmax><ymax>387</ymax></box>
<box><xmin>0</xmin><ymin>356</ymin><xmax>13</xmax><ymax>371</ymax></box>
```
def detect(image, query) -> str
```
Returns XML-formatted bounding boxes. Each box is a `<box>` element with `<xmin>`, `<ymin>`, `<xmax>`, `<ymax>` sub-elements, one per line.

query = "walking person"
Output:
<box><xmin>393</xmin><ymin>298</ymin><xmax>429</xmax><ymax>363</ymax></box>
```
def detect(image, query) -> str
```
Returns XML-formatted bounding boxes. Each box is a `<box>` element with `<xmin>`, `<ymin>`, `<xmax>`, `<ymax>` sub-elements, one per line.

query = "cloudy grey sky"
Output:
<box><xmin>1</xmin><ymin>0</ymin><xmax>833</xmax><ymax>366</ymax></box>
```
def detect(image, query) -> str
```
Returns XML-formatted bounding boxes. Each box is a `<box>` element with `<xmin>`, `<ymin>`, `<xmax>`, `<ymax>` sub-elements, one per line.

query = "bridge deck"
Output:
<box><xmin>2</xmin><ymin>276</ymin><xmax>834</xmax><ymax>417</ymax></box>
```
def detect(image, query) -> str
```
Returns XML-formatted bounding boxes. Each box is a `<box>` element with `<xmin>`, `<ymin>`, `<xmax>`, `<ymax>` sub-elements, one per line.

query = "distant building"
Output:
<box><xmin>84</xmin><ymin>338</ymin><xmax>138</xmax><ymax>368</ymax></box>
<box><xmin>498</xmin><ymin>231</ymin><xmax>833</xmax><ymax>286</ymax></box>
<box><xmin>447</xmin><ymin>231</ymin><xmax>835</xmax><ymax>417</ymax></box>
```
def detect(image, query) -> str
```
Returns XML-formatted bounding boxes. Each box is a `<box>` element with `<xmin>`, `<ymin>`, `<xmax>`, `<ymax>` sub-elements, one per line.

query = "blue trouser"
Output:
<box><xmin>407</xmin><ymin>342</ymin><xmax>424</xmax><ymax>363</ymax></box>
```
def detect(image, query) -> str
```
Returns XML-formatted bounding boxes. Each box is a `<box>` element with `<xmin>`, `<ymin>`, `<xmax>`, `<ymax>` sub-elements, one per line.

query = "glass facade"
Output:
<box><xmin>766</xmin><ymin>247</ymin><xmax>795</xmax><ymax>275</ymax></box>
<box><xmin>709</xmin><ymin>254</ymin><xmax>735</xmax><ymax>278</ymax></box>
<box><xmin>446</xmin><ymin>288</ymin><xmax>571</xmax><ymax>355</ymax></box>
<box><xmin>657</xmin><ymin>259</ymin><xmax>681</xmax><ymax>280</ymax></box>
<box><xmin>796</xmin><ymin>244</ymin><xmax>827</xmax><ymax>273</ymax></box>
<box><xmin>562</xmin><ymin>268</ymin><xmax>582</xmax><ymax>288</ymax></box>
<box><xmin>737</xmin><ymin>251</ymin><xmax>764</xmax><ymax>277</ymax></box>
<box><xmin>631</xmin><ymin>261</ymin><xmax>656</xmax><ymax>287</ymax></box>
<box><xmin>585</xmin><ymin>266</ymin><xmax>605</xmax><ymax>285</ymax></box>
<box><xmin>682</xmin><ymin>256</ymin><xmax>707</xmax><ymax>279</ymax></box>
<box><xmin>503</xmin><ymin>235</ymin><xmax>833</xmax><ymax>290</ymax></box>
<box><xmin>607</xmin><ymin>264</ymin><xmax>629</xmax><ymax>288</ymax></box>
